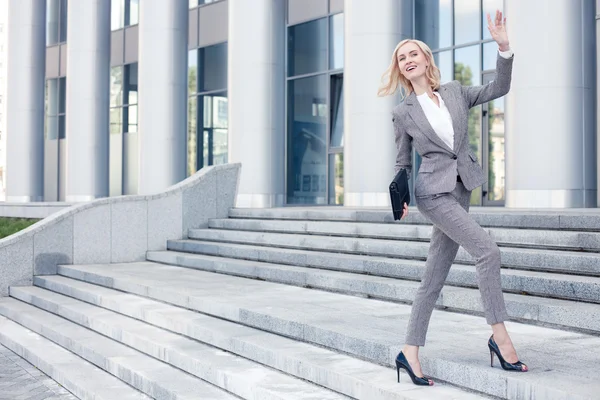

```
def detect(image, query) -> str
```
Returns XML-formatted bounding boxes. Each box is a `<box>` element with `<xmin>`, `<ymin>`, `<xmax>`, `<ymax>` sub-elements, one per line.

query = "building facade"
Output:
<box><xmin>0</xmin><ymin>0</ymin><xmax>7</xmax><ymax>201</ymax></box>
<box><xmin>2</xmin><ymin>0</ymin><xmax>598</xmax><ymax>208</ymax></box>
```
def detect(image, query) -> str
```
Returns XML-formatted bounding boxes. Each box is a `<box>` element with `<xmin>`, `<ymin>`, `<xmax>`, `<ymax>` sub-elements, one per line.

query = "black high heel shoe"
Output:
<box><xmin>395</xmin><ymin>352</ymin><xmax>434</xmax><ymax>386</ymax></box>
<box><xmin>488</xmin><ymin>335</ymin><xmax>528</xmax><ymax>372</ymax></box>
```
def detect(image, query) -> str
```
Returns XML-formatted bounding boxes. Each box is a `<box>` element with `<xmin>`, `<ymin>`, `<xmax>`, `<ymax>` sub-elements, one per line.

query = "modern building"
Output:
<box><xmin>2</xmin><ymin>0</ymin><xmax>598</xmax><ymax>209</ymax></box>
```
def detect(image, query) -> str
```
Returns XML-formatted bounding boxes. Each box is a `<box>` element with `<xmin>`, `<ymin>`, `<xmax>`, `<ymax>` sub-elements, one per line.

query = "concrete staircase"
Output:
<box><xmin>2</xmin><ymin>206</ymin><xmax>600</xmax><ymax>399</ymax></box>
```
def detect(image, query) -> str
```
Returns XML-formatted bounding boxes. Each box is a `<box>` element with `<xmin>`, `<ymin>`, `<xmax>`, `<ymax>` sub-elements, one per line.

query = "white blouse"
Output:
<box><xmin>416</xmin><ymin>49</ymin><xmax>514</xmax><ymax>151</ymax></box>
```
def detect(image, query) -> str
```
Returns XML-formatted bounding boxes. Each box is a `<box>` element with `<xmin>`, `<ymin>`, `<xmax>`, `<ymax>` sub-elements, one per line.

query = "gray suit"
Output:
<box><xmin>393</xmin><ymin>53</ymin><xmax>514</xmax><ymax>346</ymax></box>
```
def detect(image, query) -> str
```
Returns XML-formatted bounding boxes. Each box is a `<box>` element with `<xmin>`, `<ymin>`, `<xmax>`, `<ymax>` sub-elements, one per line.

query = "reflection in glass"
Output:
<box><xmin>434</xmin><ymin>51</ymin><xmax>452</xmax><ymax>83</ymax></box>
<box><xmin>189</xmin><ymin>0</ymin><xmax>198</xmax><ymax>7</ymax></box>
<box><xmin>213</xmin><ymin>129</ymin><xmax>228</xmax><ymax>165</ymax></box>
<box><xmin>330</xmin><ymin>75</ymin><xmax>344</xmax><ymax>148</ymax></box>
<box><xmin>330</xmin><ymin>14</ymin><xmax>344</xmax><ymax>69</ymax></box>
<box><xmin>188</xmin><ymin>50</ymin><xmax>198</xmax><ymax>94</ymax></box>
<box><xmin>46</xmin><ymin>80</ymin><xmax>59</xmax><ymax>117</ymax></box>
<box><xmin>415</xmin><ymin>0</ymin><xmax>452</xmax><ymax>50</ymax></box>
<box><xmin>111</xmin><ymin>0</ymin><xmax>125</xmax><ymax>30</ymax></box>
<box><xmin>288</xmin><ymin>18</ymin><xmax>328</xmax><ymax>77</ymax></box>
<box><xmin>46</xmin><ymin>0</ymin><xmax>60</xmax><ymax>45</ymax></box>
<box><xmin>125</xmin><ymin>63</ymin><xmax>138</xmax><ymax>105</ymax></box>
<box><xmin>187</xmin><ymin>97</ymin><xmax>198</xmax><ymax>176</ymax></box>
<box><xmin>58</xmin><ymin>115</ymin><xmax>66</xmax><ymax>139</ymax></box>
<box><xmin>59</xmin><ymin>78</ymin><xmax>66</xmax><ymax>113</ymax></box>
<box><xmin>110</xmin><ymin>107</ymin><xmax>122</xmax><ymax>135</ymax></box>
<box><xmin>128</xmin><ymin>0</ymin><xmax>139</xmax><ymax>26</ymax></box>
<box><xmin>199</xmin><ymin>43</ymin><xmax>227</xmax><ymax>92</ymax></box>
<box><xmin>483</xmin><ymin>41</ymin><xmax>498</xmax><ymax>71</ymax></box>
<box><xmin>126</xmin><ymin>105</ymin><xmax>137</xmax><ymax>133</ymax></box>
<box><xmin>109</xmin><ymin>130</ymin><xmax>123</xmax><ymax>196</ymax></box>
<box><xmin>454</xmin><ymin>0</ymin><xmax>480</xmax><ymax>45</ymax></box>
<box><xmin>203</xmin><ymin>130</ymin><xmax>210</xmax><ymax>168</ymax></box>
<box><xmin>482</xmin><ymin>0</ymin><xmax>504</xmax><ymax>40</ymax></box>
<box><xmin>110</xmin><ymin>66</ymin><xmax>124</xmax><ymax>108</ymax></box>
<box><xmin>328</xmin><ymin>153</ymin><xmax>343</xmax><ymax>205</ymax></box>
<box><xmin>123</xmin><ymin>131</ymin><xmax>138</xmax><ymax>194</ymax></box>
<box><xmin>46</xmin><ymin>116</ymin><xmax>59</xmax><ymax>140</ymax></box>
<box><xmin>454</xmin><ymin>45</ymin><xmax>481</xmax><ymax>86</ymax></box>
<box><xmin>287</xmin><ymin>75</ymin><xmax>327</xmax><ymax>204</ymax></box>
<box><xmin>487</xmin><ymin>95</ymin><xmax>505</xmax><ymax>201</ymax></box>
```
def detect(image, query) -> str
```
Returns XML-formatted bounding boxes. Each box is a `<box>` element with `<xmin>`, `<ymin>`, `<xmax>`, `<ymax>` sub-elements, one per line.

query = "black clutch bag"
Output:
<box><xmin>389</xmin><ymin>168</ymin><xmax>410</xmax><ymax>221</ymax></box>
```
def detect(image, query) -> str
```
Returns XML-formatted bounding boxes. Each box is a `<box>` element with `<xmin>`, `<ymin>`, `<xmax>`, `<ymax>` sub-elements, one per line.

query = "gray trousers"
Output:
<box><xmin>405</xmin><ymin>181</ymin><xmax>509</xmax><ymax>347</ymax></box>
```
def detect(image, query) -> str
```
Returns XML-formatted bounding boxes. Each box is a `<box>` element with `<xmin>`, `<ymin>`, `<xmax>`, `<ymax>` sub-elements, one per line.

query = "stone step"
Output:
<box><xmin>32</xmin><ymin>275</ymin><xmax>489</xmax><ymax>400</ymax></box>
<box><xmin>8</xmin><ymin>285</ymin><xmax>348</xmax><ymax>400</ymax></box>
<box><xmin>184</xmin><ymin>229</ymin><xmax>600</xmax><ymax>276</ymax></box>
<box><xmin>0</xmin><ymin>315</ymin><xmax>151</xmax><ymax>400</ymax></box>
<box><xmin>228</xmin><ymin>207</ymin><xmax>600</xmax><ymax>231</ymax></box>
<box><xmin>209</xmin><ymin>218</ymin><xmax>600</xmax><ymax>252</ymax></box>
<box><xmin>164</xmin><ymin>240</ymin><xmax>600</xmax><ymax>305</ymax></box>
<box><xmin>147</xmin><ymin>250</ymin><xmax>600</xmax><ymax>332</ymax></box>
<box><xmin>0</xmin><ymin>298</ymin><xmax>238</xmax><ymax>400</ymax></box>
<box><xmin>56</xmin><ymin>262</ymin><xmax>600</xmax><ymax>400</ymax></box>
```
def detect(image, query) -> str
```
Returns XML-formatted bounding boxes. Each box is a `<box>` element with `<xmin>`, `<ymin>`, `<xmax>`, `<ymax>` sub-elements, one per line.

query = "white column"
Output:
<box><xmin>505</xmin><ymin>0</ymin><xmax>596</xmax><ymax>208</ymax></box>
<box><xmin>65</xmin><ymin>0</ymin><xmax>111</xmax><ymax>202</ymax></box>
<box><xmin>5</xmin><ymin>0</ymin><xmax>46</xmax><ymax>202</ymax></box>
<box><xmin>137</xmin><ymin>0</ymin><xmax>188</xmax><ymax>194</ymax></box>
<box><xmin>597</xmin><ymin>0</ymin><xmax>600</xmax><ymax>207</ymax></box>
<box><xmin>228</xmin><ymin>0</ymin><xmax>286</xmax><ymax>208</ymax></box>
<box><xmin>343</xmin><ymin>0</ymin><xmax>412</xmax><ymax>206</ymax></box>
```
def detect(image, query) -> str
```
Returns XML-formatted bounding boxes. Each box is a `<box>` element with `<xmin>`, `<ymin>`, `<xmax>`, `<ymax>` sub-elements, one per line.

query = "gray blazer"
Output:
<box><xmin>393</xmin><ymin>53</ymin><xmax>514</xmax><ymax>197</ymax></box>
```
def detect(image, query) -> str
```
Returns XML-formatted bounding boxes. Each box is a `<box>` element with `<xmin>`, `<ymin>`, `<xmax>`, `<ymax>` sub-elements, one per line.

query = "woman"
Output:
<box><xmin>378</xmin><ymin>11</ymin><xmax>528</xmax><ymax>386</ymax></box>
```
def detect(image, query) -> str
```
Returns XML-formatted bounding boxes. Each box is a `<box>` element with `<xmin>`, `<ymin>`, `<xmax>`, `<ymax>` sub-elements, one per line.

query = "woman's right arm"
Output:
<box><xmin>393</xmin><ymin>112</ymin><xmax>412</xmax><ymax>176</ymax></box>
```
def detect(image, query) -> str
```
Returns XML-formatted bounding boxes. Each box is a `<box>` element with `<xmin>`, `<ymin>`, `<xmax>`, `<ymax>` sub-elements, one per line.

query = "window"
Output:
<box><xmin>287</xmin><ymin>14</ymin><xmax>344</xmax><ymax>205</ymax></box>
<box><xmin>109</xmin><ymin>63</ymin><xmax>138</xmax><ymax>195</ymax></box>
<box><xmin>111</xmin><ymin>0</ymin><xmax>139</xmax><ymax>30</ymax></box>
<box><xmin>47</xmin><ymin>0</ymin><xmax>68</xmax><ymax>45</ymax></box>
<box><xmin>189</xmin><ymin>0</ymin><xmax>220</xmax><ymax>8</ymax></box>
<box><xmin>45</xmin><ymin>78</ymin><xmax>66</xmax><ymax>140</ymax></box>
<box><xmin>187</xmin><ymin>43</ymin><xmax>228</xmax><ymax>176</ymax></box>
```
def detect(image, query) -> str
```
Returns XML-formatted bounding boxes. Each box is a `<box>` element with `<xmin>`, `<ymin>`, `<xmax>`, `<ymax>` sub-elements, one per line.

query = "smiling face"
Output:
<box><xmin>396</xmin><ymin>42</ymin><xmax>430</xmax><ymax>82</ymax></box>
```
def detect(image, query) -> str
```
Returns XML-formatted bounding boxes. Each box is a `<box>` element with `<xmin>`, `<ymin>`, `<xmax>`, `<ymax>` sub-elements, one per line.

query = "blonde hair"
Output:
<box><xmin>377</xmin><ymin>39</ymin><xmax>441</xmax><ymax>99</ymax></box>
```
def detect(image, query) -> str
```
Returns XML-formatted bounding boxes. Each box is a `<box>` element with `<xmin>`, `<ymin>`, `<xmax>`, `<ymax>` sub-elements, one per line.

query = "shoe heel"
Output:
<box><xmin>395</xmin><ymin>360</ymin><xmax>401</xmax><ymax>383</ymax></box>
<box><xmin>489</xmin><ymin>349</ymin><xmax>494</xmax><ymax>367</ymax></box>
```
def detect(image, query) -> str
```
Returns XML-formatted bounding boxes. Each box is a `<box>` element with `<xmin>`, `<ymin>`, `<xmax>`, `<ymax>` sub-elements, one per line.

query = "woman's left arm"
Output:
<box><xmin>462</xmin><ymin>10</ymin><xmax>513</xmax><ymax>108</ymax></box>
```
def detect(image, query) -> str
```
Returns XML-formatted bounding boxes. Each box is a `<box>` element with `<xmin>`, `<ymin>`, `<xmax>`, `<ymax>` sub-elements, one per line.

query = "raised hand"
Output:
<box><xmin>487</xmin><ymin>10</ymin><xmax>510</xmax><ymax>51</ymax></box>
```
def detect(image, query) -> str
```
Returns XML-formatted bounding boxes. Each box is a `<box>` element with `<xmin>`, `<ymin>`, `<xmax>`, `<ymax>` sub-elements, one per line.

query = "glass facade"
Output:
<box><xmin>415</xmin><ymin>0</ymin><xmax>505</xmax><ymax>205</ymax></box>
<box><xmin>46</xmin><ymin>0</ymin><xmax>68</xmax><ymax>45</ymax></box>
<box><xmin>189</xmin><ymin>0</ymin><xmax>220</xmax><ymax>8</ymax></box>
<box><xmin>111</xmin><ymin>0</ymin><xmax>139</xmax><ymax>30</ymax></box>
<box><xmin>286</xmin><ymin>13</ymin><xmax>344</xmax><ymax>205</ymax></box>
<box><xmin>109</xmin><ymin>63</ymin><xmax>138</xmax><ymax>196</ymax></box>
<box><xmin>187</xmin><ymin>43</ymin><xmax>228</xmax><ymax>176</ymax></box>
<box><xmin>44</xmin><ymin>77</ymin><xmax>66</xmax><ymax>201</ymax></box>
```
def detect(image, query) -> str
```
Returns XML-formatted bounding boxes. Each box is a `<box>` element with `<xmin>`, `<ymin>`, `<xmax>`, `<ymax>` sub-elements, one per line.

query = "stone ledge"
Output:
<box><xmin>0</xmin><ymin>163</ymin><xmax>241</xmax><ymax>296</ymax></box>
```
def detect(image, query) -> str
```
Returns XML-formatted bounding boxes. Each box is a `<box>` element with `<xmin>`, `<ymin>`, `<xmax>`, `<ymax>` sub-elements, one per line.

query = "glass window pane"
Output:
<box><xmin>213</xmin><ymin>129</ymin><xmax>228</xmax><ymax>165</ymax></box>
<box><xmin>58</xmin><ymin>115</ymin><xmax>66</xmax><ymax>139</ymax></box>
<box><xmin>454</xmin><ymin>45</ymin><xmax>481</xmax><ymax>86</ymax></box>
<box><xmin>123</xmin><ymin>131</ymin><xmax>138</xmax><ymax>194</ymax></box>
<box><xmin>203</xmin><ymin>130</ymin><xmax>210</xmax><ymax>168</ymax></box>
<box><xmin>212</xmin><ymin>95</ymin><xmax>228</xmax><ymax>129</ymax></box>
<box><xmin>110</xmin><ymin>107</ymin><xmax>122</xmax><ymax>134</ymax></box>
<box><xmin>288</xmin><ymin>18</ymin><xmax>328</xmax><ymax>76</ymax></box>
<box><xmin>487</xmin><ymin>94</ymin><xmax>505</xmax><ymax>201</ymax></box>
<box><xmin>287</xmin><ymin>75</ymin><xmax>328</xmax><ymax>205</ymax></box>
<box><xmin>109</xmin><ymin>130</ymin><xmax>123</xmax><ymax>196</ymax></box>
<box><xmin>127</xmin><ymin>0</ymin><xmax>139</xmax><ymax>26</ymax></box>
<box><xmin>482</xmin><ymin>0</ymin><xmax>504</xmax><ymax>40</ymax></box>
<box><xmin>199</xmin><ymin>43</ymin><xmax>227</xmax><ymax>92</ymax></box>
<box><xmin>46</xmin><ymin>79</ymin><xmax>59</xmax><ymax>116</ymax></box>
<box><xmin>330</xmin><ymin>13</ymin><xmax>344</xmax><ymax>69</ymax></box>
<box><xmin>454</xmin><ymin>0</ymin><xmax>480</xmax><ymax>45</ymax></box>
<box><xmin>415</xmin><ymin>0</ymin><xmax>452</xmax><ymax>50</ymax></box>
<box><xmin>483</xmin><ymin>41</ymin><xmax>498</xmax><ymax>71</ymax></box>
<box><xmin>434</xmin><ymin>50</ymin><xmax>452</xmax><ymax>83</ymax></box>
<box><xmin>58</xmin><ymin>77</ymin><xmax>66</xmax><ymax>114</ymax></box>
<box><xmin>188</xmin><ymin>50</ymin><xmax>198</xmax><ymax>94</ymax></box>
<box><xmin>46</xmin><ymin>0</ymin><xmax>59</xmax><ymax>45</ymax></box>
<box><xmin>330</xmin><ymin>75</ymin><xmax>343</xmax><ymax>148</ymax></box>
<box><xmin>110</xmin><ymin>66</ymin><xmax>124</xmax><ymax>108</ymax></box>
<box><xmin>126</xmin><ymin>63</ymin><xmax>138</xmax><ymax>104</ymax></box>
<box><xmin>187</xmin><ymin>97</ymin><xmax>198</xmax><ymax>176</ymax></box>
<box><xmin>126</xmin><ymin>104</ymin><xmax>137</xmax><ymax>133</ymax></box>
<box><xmin>111</xmin><ymin>0</ymin><xmax>125</xmax><ymax>30</ymax></box>
<box><xmin>328</xmin><ymin>153</ymin><xmax>343</xmax><ymax>205</ymax></box>
<box><xmin>59</xmin><ymin>0</ymin><xmax>67</xmax><ymax>42</ymax></box>
<box><xmin>189</xmin><ymin>0</ymin><xmax>198</xmax><ymax>8</ymax></box>
<box><xmin>46</xmin><ymin>115</ymin><xmax>58</xmax><ymax>140</ymax></box>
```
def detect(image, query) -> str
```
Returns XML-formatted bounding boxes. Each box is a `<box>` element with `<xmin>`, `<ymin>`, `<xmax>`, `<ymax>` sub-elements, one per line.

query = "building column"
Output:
<box><xmin>505</xmin><ymin>0</ymin><xmax>596</xmax><ymax>208</ymax></box>
<box><xmin>343</xmin><ymin>0</ymin><xmax>412</xmax><ymax>206</ymax></box>
<box><xmin>5</xmin><ymin>0</ymin><xmax>46</xmax><ymax>202</ymax></box>
<box><xmin>65</xmin><ymin>0</ymin><xmax>111</xmax><ymax>202</ymax></box>
<box><xmin>228</xmin><ymin>0</ymin><xmax>285</xmax><ymax>208</ymax></box>
<box><xmin>597</xmin><ymin>0</ymin><xmax>600</xmax><ymax>207</ymax></box>
<box><xmin>137</xmin><ymin>0</ymin><xmax>188</xmax><ymax>195</ymax></box>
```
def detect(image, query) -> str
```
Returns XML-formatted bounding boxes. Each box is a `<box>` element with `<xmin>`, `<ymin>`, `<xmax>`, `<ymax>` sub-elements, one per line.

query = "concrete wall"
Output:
<box><xmin>0</xmin><ymin>163</ymin><xmax>240</xmax><ymax>296</ymax></box>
